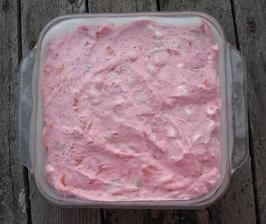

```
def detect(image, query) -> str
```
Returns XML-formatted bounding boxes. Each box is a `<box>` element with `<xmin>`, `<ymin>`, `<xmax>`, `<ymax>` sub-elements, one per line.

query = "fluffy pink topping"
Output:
<box><xmin>42</xmin><ymin>20</ymin><xmax>221</xmax><ymax>201</ymax></box>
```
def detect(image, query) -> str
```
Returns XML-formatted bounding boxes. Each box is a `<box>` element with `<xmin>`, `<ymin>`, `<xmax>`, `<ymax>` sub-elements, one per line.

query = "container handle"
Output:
<box><xmin>17</xmin><ymin>50</ymin><xmax>36</xmax><ymax>170</ymax></box>
<box><xmin>229</xmin><ymin>46</ymin><xmax>249</xmax><ymax>173</ymax></box>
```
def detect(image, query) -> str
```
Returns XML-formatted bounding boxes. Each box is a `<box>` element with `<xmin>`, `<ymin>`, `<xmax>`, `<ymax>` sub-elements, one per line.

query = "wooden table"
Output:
<box><xmin>1</xmin><ymin>0</ymin><xmax>264</xmax><ymax>223</ymax></box>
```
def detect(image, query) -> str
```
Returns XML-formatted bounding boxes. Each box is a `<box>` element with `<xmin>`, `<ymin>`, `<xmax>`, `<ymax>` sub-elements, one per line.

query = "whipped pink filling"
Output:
<box><xmin>42</xmin><ymin>20</ymin><xmax>221</xmax><ymax>201</ymax></box>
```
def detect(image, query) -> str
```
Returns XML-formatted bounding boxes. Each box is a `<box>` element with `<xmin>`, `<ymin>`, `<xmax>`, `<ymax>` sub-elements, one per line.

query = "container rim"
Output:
<box><xmin>36</xmin><ymin>11</ymin><xmax>226</xmax><ymax>49</ymax></box>
<box><xmin>31</xmin><ymin>11</ymin><xmax>231</xmax><ymax>208</ymax></box>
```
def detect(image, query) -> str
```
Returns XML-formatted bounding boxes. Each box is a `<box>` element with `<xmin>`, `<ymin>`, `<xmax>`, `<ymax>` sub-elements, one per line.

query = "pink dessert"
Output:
<box><xmin>42</xmin><ymin>20</ymin><xmax>221</xmax><ymax>201</ymax></box>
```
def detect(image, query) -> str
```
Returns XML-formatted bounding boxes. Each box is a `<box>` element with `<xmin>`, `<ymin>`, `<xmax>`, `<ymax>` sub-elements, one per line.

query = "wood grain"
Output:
<box><xmin>101</xmin><ymin>209</ymin><xmax>180</xmax><ymax>224</ymax></box>
<box><xmin>21</xmin><ymin>0</ymin><xmax>101</xmax><ymax>223</ymax></box>
<box><xmin>16</xmin><ymin>0</ymin><xmax>259</xmax><ymax>223</ymax></box>
<box><xmin>0</xmin><ymin>0</ymin><xmax>29</xmax><ymax>223</ymax></box>
<box><xmin>232</xmin><ymin>0</ymin><xmax>266</xmax><ymax>223</ymax></box>
<box><xmin>88</xmin><ymin>0</ymin><xmax>157</xmax><ymax>13</ymax></box>
<box><xmin>160</xmin><ymin>0</ymin><xmax>257</xmax><ymax>223</ymax></box>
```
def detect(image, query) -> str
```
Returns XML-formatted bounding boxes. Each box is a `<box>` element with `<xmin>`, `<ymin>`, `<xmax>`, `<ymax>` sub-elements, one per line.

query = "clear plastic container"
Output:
<box><xmin>18</xmin><ymin>12</ymin><xmax>249</xmax><ymax>208</ymax></box>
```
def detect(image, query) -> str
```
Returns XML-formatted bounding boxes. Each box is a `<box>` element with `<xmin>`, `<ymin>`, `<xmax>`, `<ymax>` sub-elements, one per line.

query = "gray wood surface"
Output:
<box><xmin>0</xmin><ymin>0</ymin><xmax>259</xmax><ymax>223</ymax></box>
<box><xmin>160</xmin><ymin>0</ymin><xmax>257</xmax><ymax>223</ymax></box>
<box><xmin>101</xmin><ymin>209</ymin><xmax>181</xmax><ymax>224</ymax></box>
<box><xmin>0</xmin><ymin>0</ymin><xmax>29</xmax><ymax>223</ymax></box>
<box><xmin>21</xmin><ymin>0</ymin><xmax>101</xmax><ymax>223</ymax></box>
<box><xmin>88</xmin><ymin>0</ymin><xmax>157</xmax><ymax>12</ymax></box>
<box><xmin>233</xmin><ymin>0</ymin><xmax>266</xmax><ymax>223</ymax></box>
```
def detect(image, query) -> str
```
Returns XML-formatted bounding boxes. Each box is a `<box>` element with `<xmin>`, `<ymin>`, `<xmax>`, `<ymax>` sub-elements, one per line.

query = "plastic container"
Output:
<box><xmin>18</xmin><ymin>12</ymin><xmax>249</xmax><ymax>208</ymax></box>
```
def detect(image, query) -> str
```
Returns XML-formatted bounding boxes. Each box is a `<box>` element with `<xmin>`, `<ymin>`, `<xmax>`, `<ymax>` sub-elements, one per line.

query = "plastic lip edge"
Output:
<box><xmin>34</xmin><ymin>171</ymin><xmax>231</xmax><ymax>209</ymax></box>
<box><xmin>228</xmin><ymin>45</ymin><xmax>249</xmax><ymax>174</ymax></box>
<box><xmin>35</xmin><ymin>11</ymin><xmax>227</xmax><ymax>49</ymax></box>
<box><xmin>17</xmin><ymin>49</ymin><xmax>37</xmax><ymax>170</ymax></box>
<box><xmin>17</xmin><ymin>54</ymin><xmax>30</xmax><ymax>169</ymax></box>
<box><xmin>33</xmin><ymin>11</ymin><xmax>231</xmax><ymax>208</ymax></box>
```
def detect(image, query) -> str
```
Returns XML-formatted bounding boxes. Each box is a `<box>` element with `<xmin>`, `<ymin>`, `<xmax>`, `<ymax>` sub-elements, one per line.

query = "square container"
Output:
<box><xmin>18</xmin><ymin>12</ymin><xmax>249</xmax><ymax>208</ymax></box>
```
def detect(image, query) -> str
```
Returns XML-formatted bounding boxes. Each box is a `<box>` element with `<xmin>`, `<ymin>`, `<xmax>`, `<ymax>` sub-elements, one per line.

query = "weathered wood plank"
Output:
<box><xmin>0</xmin><ymin>0</ymin><xmax>29</xmax><ymax>223</ymax></box>
<box><xmin>232</xmin><ymin>0</ymin><xmax>266</xmax><ymax>223</ymax></box>
<box><xmin>21</xmin><ymin>1</ymin><xmax>101</xmax><ymax>223</ymax></box>
<box><xmin>160</xmin><ymin>0</ymin><xmax>256</xmax><ymax>223</ymax></box>
<box><xmin>101</xmin><ymin>210</ymin><xmax>147</xmax><ymax>224</ymax></box>
<box><xmin>101</xmin><ymin>209</ymin><xmax>180</xmax><ymax>224</ymax></box>
<box><xmin>179</xmin><ymin>210</ymin><xmax>209</xmax><ymax>224</ymax></box>
<box><xmin>88</xmin><ymin>0</ymin><xmax>157</xmax><ymax>13</ymax></box>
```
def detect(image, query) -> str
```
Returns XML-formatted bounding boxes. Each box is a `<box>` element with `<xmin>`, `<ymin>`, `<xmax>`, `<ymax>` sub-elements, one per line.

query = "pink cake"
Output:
<box><xmin>42</xmin><ymin>20</ymin><xmax>221</xmax><ymax>201</ymax></box>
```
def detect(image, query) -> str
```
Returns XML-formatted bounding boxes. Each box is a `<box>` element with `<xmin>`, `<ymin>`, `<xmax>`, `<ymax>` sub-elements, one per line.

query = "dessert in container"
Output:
<box><xmin>18</xmin><ymin>12</ymin><xmax>249</xmax><ymax>208</ymax></box>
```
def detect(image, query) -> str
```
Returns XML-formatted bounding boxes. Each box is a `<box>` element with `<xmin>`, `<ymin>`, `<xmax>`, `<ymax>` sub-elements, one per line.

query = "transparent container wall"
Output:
<box><xmin>228</xmin><ymin>46</ymin><xmax>249</xmax><ymax>172</ymax></box>
<box><xmin>17</xmin><ymin>12</ymin><xmax>249</xmax><ymax>208</ymax></box>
